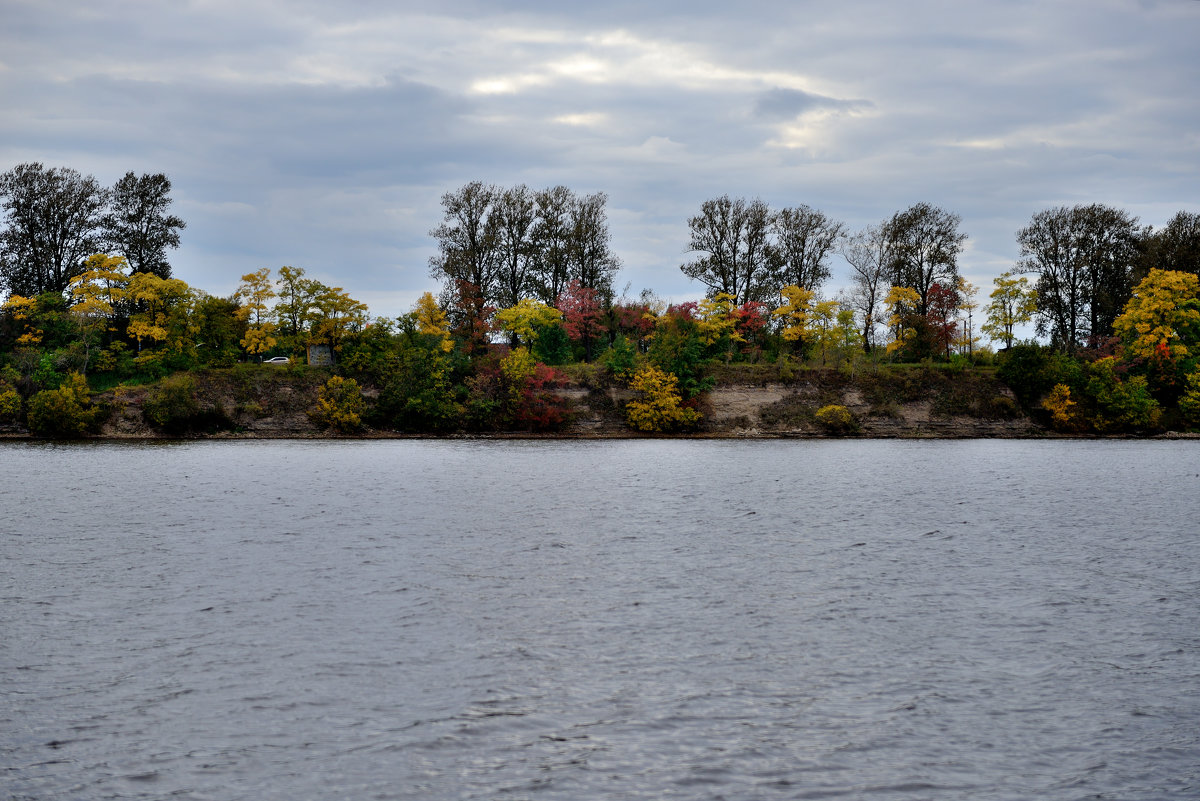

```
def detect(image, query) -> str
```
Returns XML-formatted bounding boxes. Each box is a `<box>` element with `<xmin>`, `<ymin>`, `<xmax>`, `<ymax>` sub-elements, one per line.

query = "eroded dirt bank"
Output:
<box><xmin>52</xmin><ymin>365</ymin><xmax>1052</xmax><ymax>439</ymax></box>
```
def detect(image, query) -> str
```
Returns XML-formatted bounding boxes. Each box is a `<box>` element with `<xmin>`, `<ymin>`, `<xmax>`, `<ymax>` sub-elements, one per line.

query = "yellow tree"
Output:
<box><xmin>884</xmin><ymin>285</ymin><xmax>922</xmax><ymax>354</ymax></box>
<box><xmin>625</xmin><ymin>364</ymin><xmax>701</xmax><ymax>432</ymax></box>
<box><xmin>982</xmin><ymin>270</ymin><xmax>1037</xmax><ymax>349</ymax></box>
<box><xmin>411</xmin><ymin>291</ymin><xmax>454</xmax><ymax>352</ymax></box>
<box><xmin>68</xmin><ymin>254</ymin><xmax>130</xmax><ymax>371</ymax></box>
<box><xmin>1</xmin><ymin>294</ymin><xmax>42</xmax><ymax>346</ymax></box>
<box><xmin>309</xmin><ymin>284</ymin><xmax>369</xmax><ymax>358</ymax></box>
<box><xmin>954</xmin><ymin>277</ymin><xmax>981</xmax><ymax>356</ymax></box>
<box><xmin>696</xmin><ymin>292</ymin><xmax>743</xmax><ymax>360</ymax></box>
<box><xmin>235</xmin><ymin>267</ymin><xmax>278</xmax><ymax>358</ymax></box>
<box><xmin>125</xmin><ymin>272</ymin><xmax>196</xmax><ymax>357</ymax></box>
<box><xmin>772</xmin><ymin>285</ymin><xmax>816</xmax><ymax>348</ymax></box>
<box><xmin>492</xmin><ymin>298</ymin><xmax>563</xmax><ymax>349</ymax></box>
<box><xmin>1112</xmin><ymin>269</ymin><xmax>1200</xmax><ymax>360</ymax></box>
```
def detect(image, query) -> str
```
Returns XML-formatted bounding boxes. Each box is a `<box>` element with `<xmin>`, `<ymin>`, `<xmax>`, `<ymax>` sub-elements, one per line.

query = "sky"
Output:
<box><xmin>2</xmin><ymin>0</ymin><xmax>1198</xmax><ymax>319</ymax></box>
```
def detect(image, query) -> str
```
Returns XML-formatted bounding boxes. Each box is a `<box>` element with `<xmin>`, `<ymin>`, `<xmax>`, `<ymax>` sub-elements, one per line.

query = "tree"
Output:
<box><xmin>1141</xmin><ymin>211</ymin><xmax>1200</xmax><ymax>278</ymax></box>
<box><xmin>493</xmin><ymin>184</ymin><xmax>538</xmax><ymax>310</ymax></box>
<box><xmin>67</xmin><ymin>254</ymin><xmax>130</xmax><ymax>372</ymax></box>
<box><xmin>274</xmin><ymin>265</ymin><xmax>320</xmax><ymax>349</ymax></box>
<box><xmin>102</xmin><ymin>172</ymin><xmax>185</xmax><ymax>279</ymax></box>
<box><xmin>308</xmin><ymin>284</ymin><xmax>369</xmax><ymax>359</ymax></box>
<box><xmin>429</xmin><ymin>182</ymin><xmax>501</xmax><ymax>345</ymax></box>
<box><xmin>680</xmin><ymin>195</ymin><xmax>775</xmax><ymax>305</ymax></box>
<box><xmin>884</xmin><ymin>285</ymin><xmax>922</xmax><ymax>356</ymax></box>
<box><xmin>531</xmin><ymin>185</ymin><xmax>574</xmax><ymax>305</ymax></box>
<box><xmin>1018</xmin><ymin>204</ymin><xmax>1141</xmax><ymax>351</ymax></box>
<box><xmin>773</xmin><ymin>205</ymin><xmax>844</xmax><ymax>293</ymax></box>
<box><xmin>410</xmin><ymin>291</ymin><xmax>454</xmax><ymax>352</ymax></box>
<box><xmin>557</xmin><ymin>279</ymin><xmax>605</xmax><ymax>361</ymax></box>
<box><xmin>1112</xmin><ymin>269</ymin><xmax>1200</xmax><ymax>361</ymax></box>
<box><xmin>842</xmin><ymin>224</ymin><xmax>891</xmax><ymax>352</ymax></box>
<box><xmin>884</xmin><ymin>202</ymin><xmax>966</xmax><ymax>315</ymax></box>
<box><xmin>773</xmin><ymin>284</ymin><xmax>816</xmax><ymax>350</ymax></box>
<box><xmin>569</xmin><ymin>191</ymin><xmax>620</xmax><ymax>297</ymax></box>
<box><xmin>982</xmin><ymin>270</ymin><xmax>1037</xmax><ymax>349</ymax></box>
<box><xmin>625</xmin><ymin>365</ymin><xmax>701</xmax><ymax>432</ymax></box>
<box><xmin>0</xmin><ymin>163</ymin><xmax>107</xmax><ymax>296</ymax></box>
<box><xmin>235</xmin><ymin>267</ymin><xmax>277</xmax><ymax>357</ymax></box>
<box><xmin>925</xmin><ymin>282</ymin><xmax>960</xmax><ymax>359</ymax></box>
<box><xmin>125</xmin><ymin>272</ymin><xmax>195</xmax><ymax>355</ymax></box>
<box><xmin>492</xmin><ymin>298</ymin><xmax>563</xmax><ymax>350</ymax></box>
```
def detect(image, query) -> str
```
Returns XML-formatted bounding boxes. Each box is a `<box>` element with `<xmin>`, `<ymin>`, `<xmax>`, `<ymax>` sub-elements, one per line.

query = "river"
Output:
<box><xmin>2</xmin><ymin>439</ymin><xmax>1198</xmax><ymax>799</ymax></box>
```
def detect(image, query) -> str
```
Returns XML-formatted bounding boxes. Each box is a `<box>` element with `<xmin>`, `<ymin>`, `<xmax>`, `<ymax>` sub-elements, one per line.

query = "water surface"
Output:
<box><xmin>2</xmin><ymin>440</ymin><xmax>1198</xmax><ymax>799</ymax></box>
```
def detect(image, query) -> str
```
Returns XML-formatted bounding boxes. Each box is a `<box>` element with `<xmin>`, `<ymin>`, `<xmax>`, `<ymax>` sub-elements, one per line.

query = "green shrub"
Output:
<box><xmin>312</xmin><ymin>375</ymin><xmax>366</xmax><ymax>432</ymax></box>
<box><xmin>27</xmin><ymin>373</ymin><xmax>96</xmax><ymax>438</ymax></box>
<box><xmin>144</xmin><ymin>374</ymin><xmax>200</xmax><ymax>431</ymax></box>
<box><xmin>814</xmin><ymin>404</ymin><xmax>858</xmax><ymax>434</ymax></box>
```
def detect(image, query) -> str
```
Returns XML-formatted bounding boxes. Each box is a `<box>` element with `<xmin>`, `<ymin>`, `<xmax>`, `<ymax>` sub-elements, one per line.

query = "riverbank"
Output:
<box><xmin>4</xmin><ymin>363</ymin><xmax>1194</xmax><ymax>440</ymax></box>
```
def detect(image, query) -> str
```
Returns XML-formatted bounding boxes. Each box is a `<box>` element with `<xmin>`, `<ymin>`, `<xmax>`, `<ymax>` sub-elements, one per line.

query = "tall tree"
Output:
<box><xmin>531</xmin><ymin>185</ymin><xmax>574</xmax><ymax>305</ymax></box>
<box><xmin>1018</xmin><ymin>204</ymin><xmax>1141</xmax><ymax>351</ymax></box>
<box><xmin>102</xmin><ymin>172</ymin><xmax>185</xmax><ymax>279</ymax></box>
<box><xmin>569</xmin><ymin>191</ymin><xmax>620</xmax><ymax>298</ymax></box>
<box><xmin>429</xmin><ymin>182</ymin><xmax>500</xmax><ymax>344</ymax></box>
<box><xmin>773</xmin><ymin>205</ymin><xmax>844</xmax><ymax>293</ymax></box>
<box><xmin>0</xmin><ymin>163</ymin><xmax>107</xmax><ymax>296</ymax></box>
<box><xmin>680</xmin><ymin>195</ymin><xmax>775</xmax><ymax>305</ymax></box>
<box><xmin>884</xmin><ymin>202</ymin><xmax>966</xmax><ymax>315</ymax></box>
<box><xmin>841</xmin><ymin>224</ymin><xmax>891</xmax><ymax>352</ymax></box>
<box><xmin>1141</xmin><ymin>210</ymin><xmax>1200</xmax><ymax>279</ymax></box>
<box><xmin>493</xmin><ymin>184</ymin><xmax>538</xmax><ymax>309</ymax></box>
<box><xmin>235</xmin><ymin>267</ymin><xmax>278</xmax><ymax>358</ymax></box>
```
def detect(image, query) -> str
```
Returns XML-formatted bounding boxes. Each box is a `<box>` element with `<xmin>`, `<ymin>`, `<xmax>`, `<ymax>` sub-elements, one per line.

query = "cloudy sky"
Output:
<box><xmin>3</xmin><ymin>0</ymin><xmax>1198</xmax><ymax>317</ymax></box>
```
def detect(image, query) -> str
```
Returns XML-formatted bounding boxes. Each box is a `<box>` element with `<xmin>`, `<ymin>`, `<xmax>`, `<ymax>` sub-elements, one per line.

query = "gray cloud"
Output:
<box><xmin>2</xmin><ymin>0</ymin><xmax>1198</xmax><ymax>313</ymax></box>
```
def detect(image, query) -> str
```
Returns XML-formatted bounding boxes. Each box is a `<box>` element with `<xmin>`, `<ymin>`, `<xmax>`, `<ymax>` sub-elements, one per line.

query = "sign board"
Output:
<box><xmin>307</xmin><ymin>344</ymin><xmax>334</xmax><ymax>366</ymax></box>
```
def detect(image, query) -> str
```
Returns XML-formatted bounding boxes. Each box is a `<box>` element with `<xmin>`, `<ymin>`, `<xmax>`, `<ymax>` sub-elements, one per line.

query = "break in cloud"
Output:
<box><xmin>1</xmin><ymin>0</ymin><xmax>1198</xmax><ymax>315</ymax></box>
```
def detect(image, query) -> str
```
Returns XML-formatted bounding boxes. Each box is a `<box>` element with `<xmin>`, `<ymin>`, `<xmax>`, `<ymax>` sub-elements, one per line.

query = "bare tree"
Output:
<box><xmin>842</xmin><ymin>224</ymin><xmax>891</xmax><ymax>352</ymax></box>
<box><xmin>680</xmin><ymin>195</ymin><xmax>775</xmax><ymax>305</ymax></box>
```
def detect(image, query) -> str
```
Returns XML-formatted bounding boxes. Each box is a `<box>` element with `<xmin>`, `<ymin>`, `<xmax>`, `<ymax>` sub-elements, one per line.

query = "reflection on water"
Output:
<box><xmin>2</xmin><ymin>440</ymin><xmax>1198</xmax><ymax>800</ymax></box>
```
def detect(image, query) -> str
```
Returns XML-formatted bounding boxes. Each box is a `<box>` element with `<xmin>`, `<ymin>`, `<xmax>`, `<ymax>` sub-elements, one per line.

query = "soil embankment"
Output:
<box><xmin>60</xmin><ymin>364</ymin><xmax>1049</xmax><ymax>439</ymax></box>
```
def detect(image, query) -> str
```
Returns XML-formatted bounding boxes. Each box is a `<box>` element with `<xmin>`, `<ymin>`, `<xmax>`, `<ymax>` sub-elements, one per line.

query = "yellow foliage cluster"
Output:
<box><xmin>696</xmin><ymin>293</ymin><xmax>742</xmax><ymax>347</ymax></box>
<box><xmin>1113</xmin><ymin>269</ymin><xmax>1200</xmax><ymax>360</ymax></box>
<box><xmin>884</xmin><ymin>286</ymin><xmax>922</xmax><ymax>354</ymax></box>
<box><xmin>773</xmin><ymin>285</ymin><xmax>815</xmax><ymax>342</ymax></box>
<box><xmin>814</xmin><ymin>404</ymin><xmax>857</xmax><ymax>434</ymax></box>
<box><xmin>1042</xmin><ymin>383</ymin><xmax>1080</xmax><ymax>432</ymax></box>
<box><xmin>625</xmin><ymin>365</ymin><xmax>701</xmax><ymax>432</ymax></box>
<box><xmin>493</xmin><ymin>298</ymin><xmax>563</xmax><ymax>347</ymax></box>
<box><xmin>413</xmin><ymin>292</ymin><xmax>454</xmax><ymax>352</ymax></box>
<box><xmin>313</xmin><ymin>376</ymin><xmax>366</xmax><ymax>432</ymax></box>
<box><xmin>1180</xmin><ymin>371</ymin><xmax>1200</xmax><ymax>427</ymax></box>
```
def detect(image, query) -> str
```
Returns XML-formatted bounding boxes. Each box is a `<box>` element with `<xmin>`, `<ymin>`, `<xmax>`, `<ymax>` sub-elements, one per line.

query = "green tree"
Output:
<box><xmin>101</xmin><ymin>172</ymin><xmax>185</xmax><ymax>279</ymax></box>
<box><xmin>982</xmin><ymin>270</ymin><xmax>1037</xmax><ymax>349</ymax></box>
<box><xmin>0</xmin><ymin>163</ymin><xmax>107</xmax><ymax>296</ymax></box>
<box><xmin>27</xmin><ymin>372</ymin><xmax>96</xmax><ymax>437</ymax></box>
<box><xmin>884</xmin><ymin>202</ymin><xmax>966</xmax><ymax>315</ymax></box>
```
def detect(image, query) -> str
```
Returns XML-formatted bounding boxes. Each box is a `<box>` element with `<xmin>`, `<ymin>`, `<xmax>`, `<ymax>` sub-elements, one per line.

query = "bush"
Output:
<box><xmin>143</xmin><ymin>374</ymin><xmax>200</xmax><ymax>431</ymax></box>
<box><xmin>625</xmin><ymin>365</ymin><xmax>701</xmax><ymax>432</ymax></box>
<box><xmin>312</xmin><ymin>376</ymin><xmax>366</xmax><ymax>432</ymax></box>
<box><xmin>27</xmin><ymin>373</ymin><xmax>96</xmax><ymax>437</ymax></box>
<box><xmin>814</xmin><ymin>404</ymin><xmax>858</xmax><ymax>435</ymax></box>
<box><xmin>0</xmin><ymin>387</ymin><xmax>20</xmax><ymax>422</ymax></box>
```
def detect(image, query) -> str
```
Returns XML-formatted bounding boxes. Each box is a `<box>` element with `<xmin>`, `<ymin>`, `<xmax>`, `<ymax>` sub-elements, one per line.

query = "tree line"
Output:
<box><xmin>2</xmin><ymin>165</ymin><xmax>1200</xmax><ymax>437</ymax></box>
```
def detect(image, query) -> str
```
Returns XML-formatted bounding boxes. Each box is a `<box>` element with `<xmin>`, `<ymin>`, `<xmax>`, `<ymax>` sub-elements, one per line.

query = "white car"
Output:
<box><xmin>263</xmin><ymin>356</ymin><xmax>290</xmax><ymax>364</ymax></box>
